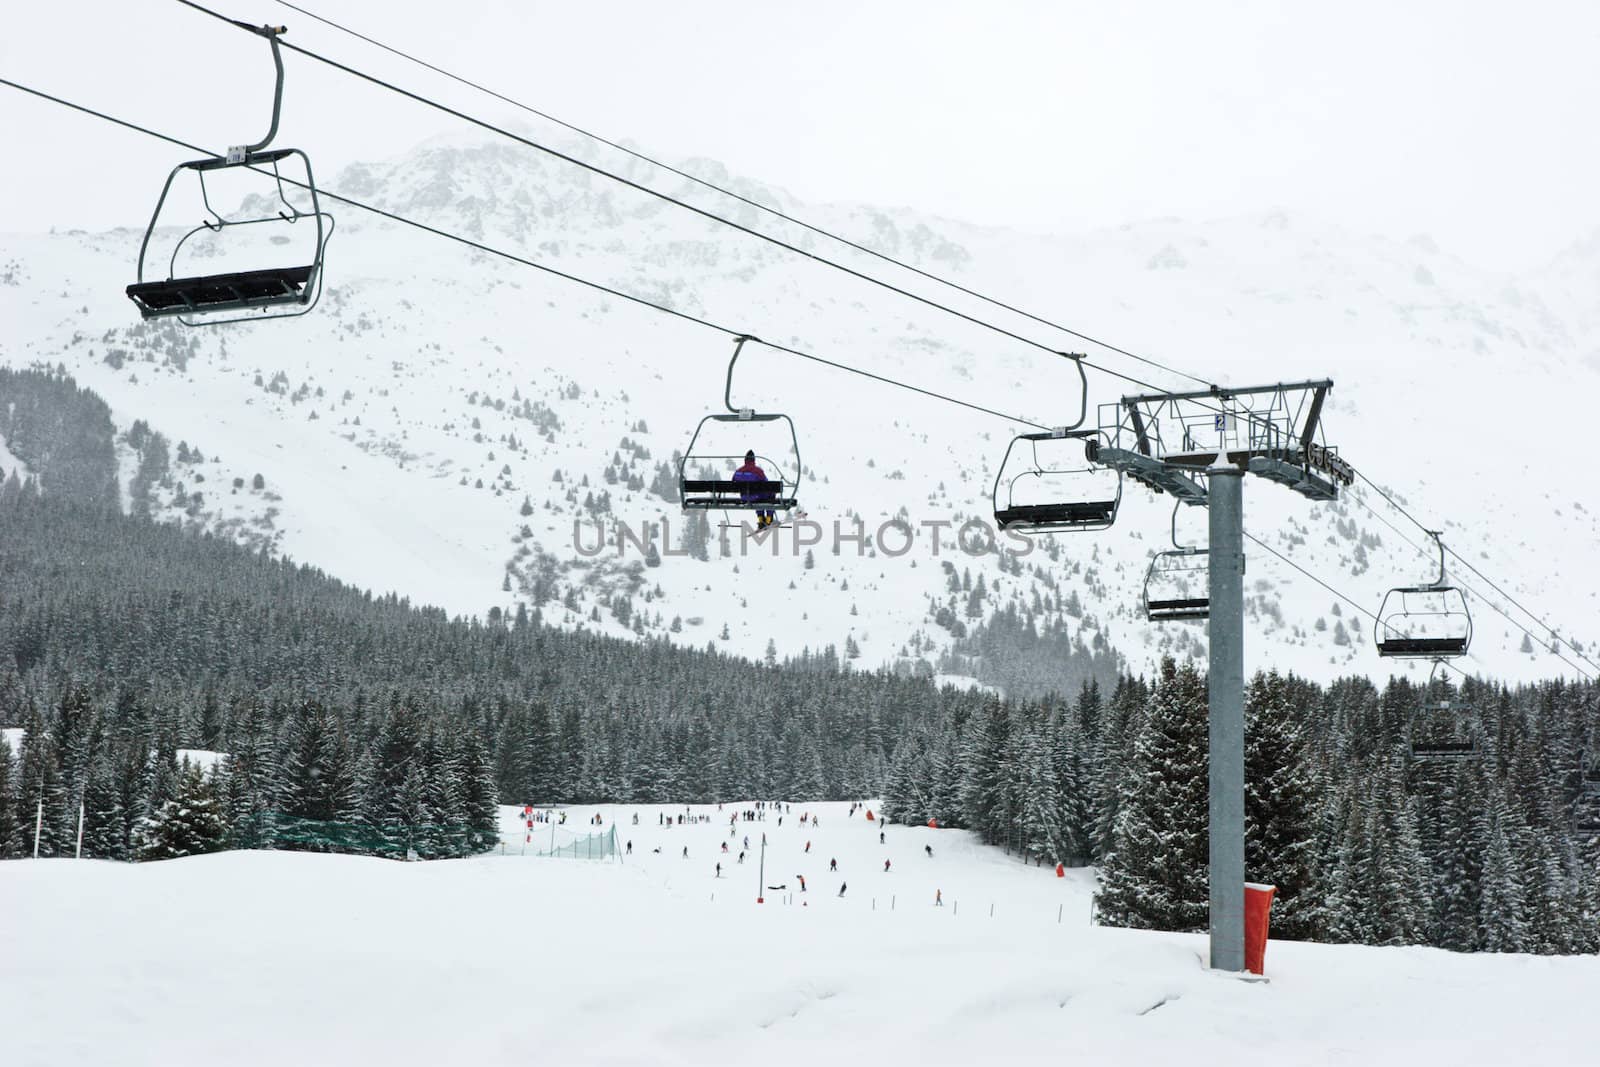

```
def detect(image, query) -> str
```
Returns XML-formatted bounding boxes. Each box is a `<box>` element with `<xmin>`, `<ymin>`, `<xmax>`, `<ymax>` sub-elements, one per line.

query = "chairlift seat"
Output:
<box><xmin>1376</xmin><ymin>636</ymin><xmax>1470</xmax><ymax>658</ymax></box>
<box><xmin>681</xmin><ymin>479</ymin><xmax>795</xmax><ymax>510</ymax></box>
<box><xmin>1411</xmin><ymin>740</ymin><xmax>1478</xmax><ymax>760</ymax></box>
<box><xmin>1147</xmin><ymin>597</ymin><xmax>1210</xmax><ymax>621</ymax></box>
<box><xmin>995</xmin><ymin>500</ymin><xmax>1117</xmax><ymax>530</ymax></box>
<box><xmin>127</xmin><ymin>265</ymin><xmax>316</xmax><ymax>318</ymax></box>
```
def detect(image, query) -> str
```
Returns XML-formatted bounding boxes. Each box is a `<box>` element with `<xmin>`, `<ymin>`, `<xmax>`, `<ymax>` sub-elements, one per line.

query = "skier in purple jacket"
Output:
<box><xmin>731</xmin><ymin>451</ymin><xmax>776</xmax><ymax>528</ymax></box>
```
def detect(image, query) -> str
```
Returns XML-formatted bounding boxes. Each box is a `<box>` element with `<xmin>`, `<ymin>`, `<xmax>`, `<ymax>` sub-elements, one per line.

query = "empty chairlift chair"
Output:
<box><xmin>1582</xmin><ymin>754</ymin><xmax>1600</xmax><ymax>796</ymax></box>
<box><xmin>678</xmin><ymin>336</ymin><xmax>801</xmax><ymax>525</ymax></box>
<box><xmin>992</xmin><ymin>354</ymin><xmax>1120</xmax><ymax>534</ymax></box>
<box><xmin>1374</xmin><ymin>531</ymin><xmax>1472</xmax><ymax>659</ymax></box>
<box><xmin>1143</xmin><ymin>502</ymin><xmax>1209</xmax><ymax>622</ymax></box>
<box><xmin>1407</xmin><ymin>661</ymin><xmax>1479</xmax><ymax>762</ymax></box>
<box><xmin>125</xmin><ymin>23</ymin><xmax>332</xmax><ymax>325</ymax></box>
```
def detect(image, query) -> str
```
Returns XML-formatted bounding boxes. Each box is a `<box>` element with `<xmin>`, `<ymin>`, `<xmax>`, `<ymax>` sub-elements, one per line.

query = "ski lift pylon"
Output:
<box><xmin>125</xmin><ymin>23</ymin><xmax>332</xmax><ymax>325</ymax></box>
<box><xmin>1375</xmin><ymin>531</ymin><xmax>1472</xmax><ymax>658</ymax></box>
<box><xmin>1143</xmin><ymin>501</ymin><xmax>1209</xmax><ymax>622</ymax></box>
<box><xmin>678</xmin><ymin>335</ymin><xmax>801</xmax><ymax>522</ymax></box>
<box><xmin>992</xmin><ymin>353</ymin><xmax>1121</xmax><ymax>534</ymax></box>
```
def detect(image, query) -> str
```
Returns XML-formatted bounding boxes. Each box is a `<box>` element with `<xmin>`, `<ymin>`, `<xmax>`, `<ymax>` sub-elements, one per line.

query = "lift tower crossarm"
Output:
<box><xmin>1119</xmin><ymin>379</ymin><xmax>1335</xmax><ymax>405</ymax></box>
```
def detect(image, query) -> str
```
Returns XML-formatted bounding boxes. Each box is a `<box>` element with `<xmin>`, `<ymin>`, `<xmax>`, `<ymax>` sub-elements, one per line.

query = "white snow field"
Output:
<box><xmin>4</xmin><ymin>800</ymin><xmax>1596</xmax><ymax>1066</ymax></box>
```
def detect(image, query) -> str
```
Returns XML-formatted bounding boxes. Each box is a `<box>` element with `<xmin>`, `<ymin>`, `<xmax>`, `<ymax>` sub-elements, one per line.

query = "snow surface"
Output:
<box><xmin>174</xmin><ymin>748</ymin><xmax>227</xmax><ymax>772</ymax></box>
<box><xmin>0</xmin><ymin>727</ymin><xmax>23</xmax><ymax>753</ymax></box>
<box><xmin>3</xmin><ymin>799</ymin><xmax>1595</xmax><ymax>1066</ymax></box>
<box><xmin>0</xmin><ymin>430</ymin><xmax>29</xmax><ymax>484</ymax></box>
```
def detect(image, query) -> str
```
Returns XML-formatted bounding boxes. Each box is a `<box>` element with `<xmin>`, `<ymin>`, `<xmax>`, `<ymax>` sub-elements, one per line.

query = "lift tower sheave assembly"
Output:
<box><xmin>1094</xmin><ymin>379</ymin><xmax>1351</xmax><ymax>973</ymax></box>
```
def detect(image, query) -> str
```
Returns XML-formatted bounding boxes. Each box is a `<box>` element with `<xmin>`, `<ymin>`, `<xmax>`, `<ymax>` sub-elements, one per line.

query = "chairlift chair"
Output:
<box><xmin>678</xmin><ymin>336</ymin><xmax>801</xmax><ymax>526</ymax></box>
<box><xmin>1143</xmin><ymin>502</ymin><xmax>1209</xmax><ymax>622</ymax></box>
<box><xmin>1375</xmin><ymin>531</ymin><xmax>1472</xmax><ymax>658</ymax></box>
<box><xmin>126</xmin><ymin>23</ymin><xmax>332</xmax><ymax>325</ymax></box>
<box><xmin>1581</xmin><ymin>753</ymin><xmax>1600</xmax><ymax>796</ymax></box>
<box><xmin>1408</xmin><ymin>660</ymin><xmax>1479</xmax><ymax>762</ymax></box>
<box><xmin>992</xmin><ymin>354</ymin><xmax>1121</xmax><ymax>534</ymax></box>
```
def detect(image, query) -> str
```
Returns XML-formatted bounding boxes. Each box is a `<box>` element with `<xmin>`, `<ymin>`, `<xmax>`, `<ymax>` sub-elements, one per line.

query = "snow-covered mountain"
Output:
<box><xmin>2</xmin><ymin>131</ymin><xmax>1595</xmax><ymax>687</ymax></box>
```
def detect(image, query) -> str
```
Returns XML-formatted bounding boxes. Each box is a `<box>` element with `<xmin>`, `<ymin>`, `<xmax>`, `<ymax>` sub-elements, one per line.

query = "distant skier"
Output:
<box><xmin>925</xmin><ymin>844</ymin><xmax>933</xmax><ymax>858</ymax></box>
<box><xmin>626</xmin><ymin>840</ymin><xmax>633</xmax><ymax>855</ymax></box>
<box><xmin>829</xmin><ymin>857</ymin><xmax>837</xmax><ymax>872</ymax></box>
<box><xmin>721</xmin><ymin>841</ymin><xmax>729</xmax><ymax>853</ymax></box>
<box><xmin>879</xmin><ymin>831</ymin><xmax>885</xmax><ymax>845</ymax></box>
<box><xmin>716</xmin><ymin>862</ymin><xmax>722</xmax><ymax>878</ymax></box>
<box><xmin>805</xmin><ymin>841</ymin><xmax>811</xmax><ymax>853</ymax></box>
<box><xmin>738</xmin><ymin>851</ymin><xmax>746</xmax><ymax>864</ymax></box>
<box><xmin>935</xmin><ymin>889</ymin><xmax>943</xmax><ymax>907</ymax></box>
<box><xmin>797</xmin><ymin>874</ymin><xmax>807</xmax><ymax>893</ymax></box>
<box><xmin>883</xmin><ymin>859</ymin><xmax>891</xmax><ymax>873</ymax></box>
<box><xmin>682</xmin><ymin>846</ymin><xmax>689</xmax><ymax>859</ymax></box>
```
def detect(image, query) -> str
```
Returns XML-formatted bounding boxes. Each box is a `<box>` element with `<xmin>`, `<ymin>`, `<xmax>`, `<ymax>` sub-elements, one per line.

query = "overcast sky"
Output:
<box><xmin>3</xmin><ymin>0</ymin><xmax>1597</xmax><ymax>270</ymax></box>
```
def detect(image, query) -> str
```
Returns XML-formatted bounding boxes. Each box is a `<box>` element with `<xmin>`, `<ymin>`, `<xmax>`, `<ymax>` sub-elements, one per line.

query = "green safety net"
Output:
<box><xmin>501</xmin><ymin>824</ymin><xmax>619</xmax><ymax>860</ymax></box>
<box><xmin>234</xmin><ymin>812</ymin><xmax>497</xmax><ymax>860</ymax></box>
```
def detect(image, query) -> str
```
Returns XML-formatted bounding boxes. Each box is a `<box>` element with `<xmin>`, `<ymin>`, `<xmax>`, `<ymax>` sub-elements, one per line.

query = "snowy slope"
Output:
<box><xmin>1</xmin><ymin>134</ymin><xmax>1596</xmax><ymax>685</ymax></box>
<box><xmin>3</xmin><ymin>800</ymin><xmax>1596</xmax><ymax>1067</ymax></box>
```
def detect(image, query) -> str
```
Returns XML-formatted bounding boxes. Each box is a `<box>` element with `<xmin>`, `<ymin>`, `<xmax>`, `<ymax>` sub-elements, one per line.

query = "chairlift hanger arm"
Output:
<box><xmin>1426</xmin><ymin>530</ymin><xmax>1448</xmax><ymax>589</ymax></box>
<box><xmin>232</xmin><ymin>23</ymin><xmax>289</xmax><ymax>159</ymax></box>
<box><xmin>723</xmin><ymin>334</ymin><xmax>762</xmax><ymax>415</ymax></box>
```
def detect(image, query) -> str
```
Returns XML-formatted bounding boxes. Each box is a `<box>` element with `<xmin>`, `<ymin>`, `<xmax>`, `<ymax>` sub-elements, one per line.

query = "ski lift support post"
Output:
<box><xmin>1093</xmin><ymin>377</ymin><xmax>1351</xmax><ymax>974</ymax></box>
<box><xmin>125</xmin><ymin>22</ymin><xmax>332</xmax><ymax>325</ymax></box>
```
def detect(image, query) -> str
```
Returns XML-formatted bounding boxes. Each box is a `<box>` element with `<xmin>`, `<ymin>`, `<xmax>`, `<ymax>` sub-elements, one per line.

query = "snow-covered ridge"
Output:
<box><xmin>1</xmin><ymin>134</ymin><xmax>1595</xmax><ymax>685</ymax></box>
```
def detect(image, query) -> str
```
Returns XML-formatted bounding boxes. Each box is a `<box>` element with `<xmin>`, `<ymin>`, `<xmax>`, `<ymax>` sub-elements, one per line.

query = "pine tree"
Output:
<box><xmin>1477</xmin><ymin>787</ymin><xmax>1528</xmax><ymax>952</ymax></box>
<box><xmin>279</xmin><ymin>701</ymin><xmax>353</xmax><ymax>835</ymax></box>
<box><xmin>1016</xmin><ymin>715</ymin><xmax>1064</xmax><ymax>865</ymax></box>
<box><xmin>1335</xmin><ymin>765</ymin><xmax>1428</xmax><ymax>946</ymax></box>
<box><xmin>1090</xmin><ymin>676</ymin><xmax>1146</xmax><ymax>861</ymax></box>
<box><xmin>81</xmin><ymin>755</ymin><xmax>129</xmax><ymax>860</ymax></box>
<box><xmin>1096</xmin><ymin>659</ymin><xmax>1210</xmax><ymax>932</ymax></box>
<box><xmin>134</xmin><ymin>761</ymin><xmax>230</xmax><ymax>861</ymax></box>
<box><xmin>1243</xmin><ymin>671</ymin><xmax>1323</xmax><ymax>940</ymax></box>
<box><xmin>961</xmin><ymin>698</ymin><xmax>1014</xmax><ymax>845</ymax></box>
<box><xmin>459</xmin><ymin>730</ymin><xmax>501</xmax><ymax>853</ymax></box>
<box><xmin>0</xmin><ymin>732</ymin><xmax>16</xmax><ymax>858</ymax></box>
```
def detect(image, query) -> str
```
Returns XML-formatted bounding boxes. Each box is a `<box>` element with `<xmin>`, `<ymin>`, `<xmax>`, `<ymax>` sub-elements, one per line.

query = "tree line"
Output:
<box><xmin>881</xmin><ymin>658</ymin><xmax>1600</xmax><ymax>954</ymax></box>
